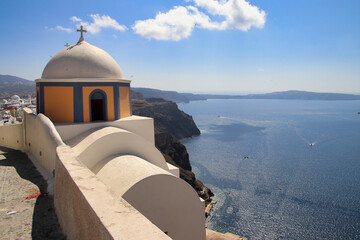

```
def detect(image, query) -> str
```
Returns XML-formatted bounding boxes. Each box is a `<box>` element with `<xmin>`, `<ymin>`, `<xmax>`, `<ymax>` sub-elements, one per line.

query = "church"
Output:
<box><xmin>36</xmin><ymin>26</ymin><xmax>131</xmax><ymax>123</ymax></box>
<box><xmin>0</xmin><ymin>26</ymin><xmax>205</xmax><ymax>240</ymax></box>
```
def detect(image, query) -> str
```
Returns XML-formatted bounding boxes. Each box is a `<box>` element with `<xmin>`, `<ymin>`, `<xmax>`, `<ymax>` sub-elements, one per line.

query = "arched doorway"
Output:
<box><xmin>90</xmin><ymin>90</ymin><xmax>107</xmax><ymax>121</ymax></box>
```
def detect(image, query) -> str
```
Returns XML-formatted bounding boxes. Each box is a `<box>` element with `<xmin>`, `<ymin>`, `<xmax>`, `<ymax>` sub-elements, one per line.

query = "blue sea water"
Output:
<box><xmin>179</xmin><ymin>99</ymin><xmax>360</xmax><ymax>240</ymax></box>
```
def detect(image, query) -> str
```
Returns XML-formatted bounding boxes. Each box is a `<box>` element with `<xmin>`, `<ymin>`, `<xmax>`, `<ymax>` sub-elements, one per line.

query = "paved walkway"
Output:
<box><xmin>0</xmin><ymin>147</ymin><xmax>65</xmax><ymax>240</ymax></box>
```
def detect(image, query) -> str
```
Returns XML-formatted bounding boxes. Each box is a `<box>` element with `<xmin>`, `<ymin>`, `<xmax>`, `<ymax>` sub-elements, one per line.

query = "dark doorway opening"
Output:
<box><xmin>90</xmin><ymin>91</ymin><xmax>106</xmax><ymax>121</ymax></box>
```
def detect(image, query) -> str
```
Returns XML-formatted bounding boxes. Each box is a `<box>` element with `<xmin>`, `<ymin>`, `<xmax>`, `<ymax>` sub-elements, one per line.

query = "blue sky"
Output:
<box><xmin>0</xmin><ymin>0</ymin><xmax>359</xmax><ymax>94</ymax></box>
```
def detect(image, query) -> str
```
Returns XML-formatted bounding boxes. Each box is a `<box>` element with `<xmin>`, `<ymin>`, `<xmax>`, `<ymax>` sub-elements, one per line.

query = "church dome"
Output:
<box><xmin>10</xmin><ymin>95</ymin><xmax>21</xmax><ymax>103</ymax></box>
<box><xmin>42</xmin><ymin>41</ymin><xmax>123</xmax><ymax>79</ymax></box>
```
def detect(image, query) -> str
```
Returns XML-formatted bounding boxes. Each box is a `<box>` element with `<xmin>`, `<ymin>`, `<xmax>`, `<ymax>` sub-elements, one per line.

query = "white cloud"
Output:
<box><xmin>55</xmin><ymin>26</ymin><xmax>73</xmax><ymax>33</ymax></box>
<box><xmin>71</xmin><ymin>14</ymin><xmax>127</xmax><ymax>34</ymax></box>
<box><xmin>193</xmin><ymin>0</ymin><xmax>266</xmax><ymax>31</ymax></box>
<box><xmin>45</xmin><ymin>25</ymin><xmax>73</xmax><ymax>33</ymax></box>
<box><xmin>70</xmin><ymin>16</ymin><xmax>82</xmax><ymax>22</ymax></box>
<box><xmin>257</xmin><ymin>68</ymin><xmax>265</xmax><ymax>72</ymax></box>
<box><xmin>132</xmin><ymin>0</ymin><xmax>266</xmax><ymax>41</ymax></box>
<box><xmin>133</xmin><ymin>6</ymin><xmax>213</xmax><ymax>41</ymax></box>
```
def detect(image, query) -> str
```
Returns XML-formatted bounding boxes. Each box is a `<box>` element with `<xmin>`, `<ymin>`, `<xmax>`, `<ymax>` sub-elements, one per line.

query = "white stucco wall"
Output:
<box><xmin>1</xmin><ymin>108</ymin><xmax>203</xmax><ymax>239</ymax></box>
<box><xmin>0</xmin><ymin>123</ymin><xmax>24</xmax><ymax>150</ymax></box>
<box><xmin>167</xmin><ymin>163</ymin><xmax>180</xmax><ymax>177</ymax></box>
<box><xmin>23</xmin><ymin>108</ymin><xmax>65</xmax><ymax>174</ymax></box>
<box><xmin>124</xmin><ymin>174</ymin><xmax>205</xmax><ymax>240</ymax></box>
<box><xmin>67</xmin><ymin>126</ymin><xmax>169</xmax><ymax>171</ymax></box>
<box><xmin>55</xmin><ymin>115</ymin><xmax>155</xmax><ymax>144</ymax></box>
<box><xmin>55</xmin><ymin>145</ymin><xmax>171</xmax><ymax>240</ymax></box>
<box><xmin>96</xmin><ymin>155</ymin><xmax>205</xmax><ymax>240</ymax></box>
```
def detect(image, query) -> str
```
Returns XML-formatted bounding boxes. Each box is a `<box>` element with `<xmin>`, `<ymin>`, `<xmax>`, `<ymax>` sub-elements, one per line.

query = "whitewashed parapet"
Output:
<box><xmin>0</xmin><ymin>123</ymin><xmax>24</xmax><ymax>150</ymax></box>
<box><xmin>23</xmin><ymin>108</ymin><xmax>65</xmax><ymax>175</ymax></box>
<box><xmin>55</xmin><ymin>115</ymin><xmax>155</xmax><ymax>144</ymax></box>
<box><xmin>66</xmin><ymin>126</ymin><xmax>169</xmax><ymax>172</ymax></box>
<box><xmin>55</xmin><ymin>145</ymin><xmax>171</xmax><ymax>240</ymax></box>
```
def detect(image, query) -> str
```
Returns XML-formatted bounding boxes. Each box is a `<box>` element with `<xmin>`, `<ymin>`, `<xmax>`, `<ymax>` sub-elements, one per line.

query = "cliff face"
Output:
<box><xmin>131</xmin><ymin>98</ymin><xmax>213</xmax><ymax>204</ymax></box>
<box><xmin>132</xmin><ymin>98</ymin><xmax>200</xmax><ymax>139</ymax></box>
<box><xmin>132</xmin><ymin>88</ymin><xmax>191</xmax><ymax>103</ymax></box>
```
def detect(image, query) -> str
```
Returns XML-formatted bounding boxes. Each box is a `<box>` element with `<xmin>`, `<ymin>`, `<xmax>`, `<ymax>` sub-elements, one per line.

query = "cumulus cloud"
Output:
<box><xmin>132</xmin><ymin>6</ymin><xmax>218</xmax><ymax>41</ymax></box>
<box><xmin>45</xmin><ymin>25</ymin><xmax>73</xmax><ymax>33</ymax></box>
<box><xmin>133</xmin><ymin>0</ymin><xmax>266</xmax><ymax>41</ymax></box>
<box><xmin>71</xmin><ymin>14</ymin><xmax>127</xmax><ymax>34</ymax></box>
<box><xmin>193</xmin><ymin>0</ymin><xmax>266</xmax><ymax>31</ymax></box>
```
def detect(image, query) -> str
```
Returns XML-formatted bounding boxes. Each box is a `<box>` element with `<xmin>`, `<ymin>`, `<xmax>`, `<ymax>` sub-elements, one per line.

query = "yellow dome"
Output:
<box><xmin>42</xmin><ymin>41</ymin><xmax>123</xmax><ymax>79</ymax></box>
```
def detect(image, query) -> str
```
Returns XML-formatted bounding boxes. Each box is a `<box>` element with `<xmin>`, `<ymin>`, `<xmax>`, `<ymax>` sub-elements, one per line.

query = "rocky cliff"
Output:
<box><xmin>131</xmin><ymin>97</ymin><xmax>213</xmax><ymax>204</ymax></box>
<box><xmin>131</xmin><ymin>98</ymin><xmax>200</xmax><ymax>139</ymax></box>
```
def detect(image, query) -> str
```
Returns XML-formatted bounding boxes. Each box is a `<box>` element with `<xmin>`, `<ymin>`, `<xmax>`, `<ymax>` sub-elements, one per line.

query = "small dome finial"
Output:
<box><xmin>77</xmin><ymin>25</ymin><xmax>87</xmax><ymax>42</ymax></box>
<box><xmin>64</xmin><ymin>42</ymin><xmax>70</xmax><ymax>47</ymax></box>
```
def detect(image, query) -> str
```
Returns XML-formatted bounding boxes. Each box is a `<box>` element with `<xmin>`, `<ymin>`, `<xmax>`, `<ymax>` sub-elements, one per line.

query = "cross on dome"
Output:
<box><xmin>64</xmin><ymin>43</ymin><xmax>70</xmax><ymax>47</ymax></box>
<box><xmin>77</xmin><ymin>25</ymin><xmax>87</xmax><ymax>42</ymax></box>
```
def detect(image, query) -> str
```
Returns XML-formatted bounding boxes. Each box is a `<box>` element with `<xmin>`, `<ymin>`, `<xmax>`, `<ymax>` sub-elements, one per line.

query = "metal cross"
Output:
<box><xmin>64</xmin><ymin>42</ymin><xmax>70</xmax><ymax>47</ymax></box>
<box><xmin>77</xmin><ymin>25</ymin><xmax>87</xmax><ymax>42</ymax></box>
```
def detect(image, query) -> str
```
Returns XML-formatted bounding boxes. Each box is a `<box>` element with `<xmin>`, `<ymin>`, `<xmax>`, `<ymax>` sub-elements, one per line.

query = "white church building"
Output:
<box><xmin>0</xmin><ymin>26</ymin><xmax>205</xmax><ymax>240</ymax></box>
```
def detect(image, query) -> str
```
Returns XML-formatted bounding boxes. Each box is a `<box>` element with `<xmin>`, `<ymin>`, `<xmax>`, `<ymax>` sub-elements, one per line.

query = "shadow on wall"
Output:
<box><xmin>0</xmin><ymin>146</ymin><xmax>65</xmax><ymax>239</ymax></box>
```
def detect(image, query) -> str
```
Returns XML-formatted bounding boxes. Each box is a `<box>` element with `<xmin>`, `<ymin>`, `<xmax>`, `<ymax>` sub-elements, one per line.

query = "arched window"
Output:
<box><xmin>90</xmin><ymin>90</ymin><xmax>107</xmax><ymax>121</ymax></box>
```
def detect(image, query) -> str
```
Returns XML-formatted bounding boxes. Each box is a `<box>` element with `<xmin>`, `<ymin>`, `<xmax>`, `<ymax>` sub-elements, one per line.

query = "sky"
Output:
<box><xmin>0</xmin><ymin>0</ymin><xmax>359</xmax><ymax>94</ymax></box>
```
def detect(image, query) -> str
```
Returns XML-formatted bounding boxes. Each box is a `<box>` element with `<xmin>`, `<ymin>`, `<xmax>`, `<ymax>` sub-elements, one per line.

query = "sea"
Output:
<box><xmin>179</xmin><ymin>99</ymin><xmax>360</xmax><ymax>240</ymax></box>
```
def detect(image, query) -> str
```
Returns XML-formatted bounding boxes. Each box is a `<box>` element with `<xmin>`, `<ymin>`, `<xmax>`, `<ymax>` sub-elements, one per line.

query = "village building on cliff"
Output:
<box><xmin>0</xmin><ymin>26</ymin><xmax>205</xmax><ymax>240</ymax></box>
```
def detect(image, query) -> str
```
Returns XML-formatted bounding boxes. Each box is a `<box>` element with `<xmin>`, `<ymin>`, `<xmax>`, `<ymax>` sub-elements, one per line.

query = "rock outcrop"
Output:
<box><xmin>131</xmin><ymin>97</ymin><xmax>213</xmax><ymax>204</ymax></box>
<box><xmin>131</xmin><ymin>98</ymin><xmax>200</xmax><ymax>139</ymax></box>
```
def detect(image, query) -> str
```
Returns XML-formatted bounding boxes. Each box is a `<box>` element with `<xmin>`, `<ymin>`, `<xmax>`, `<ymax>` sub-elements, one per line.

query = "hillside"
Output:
<box><xmin>0</xmin><ymin>74</ymin><xmax>35</xmax><ymax>98</ymax></box>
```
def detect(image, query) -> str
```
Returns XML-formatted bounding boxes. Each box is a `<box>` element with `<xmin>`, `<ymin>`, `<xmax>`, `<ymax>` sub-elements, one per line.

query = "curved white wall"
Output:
<box><xmin>0</xmin><ymin>108</ymin><xmax>204</xmax><ymax>239</ymax></box>
<box><xmin>3</xmin><ymin>109</ymin><xmax>205</xmax><ymax>240</ymax></box>
<box><xmin>96</xmin><ymin>155</ymin><xmax>205</xmax><ymax>240</ymax></box>
<box><xmin>55</xmin><ymin>146</ymin><xmax>170</xmax><ymax>240</ymax></box>
<box><xmin>23</xmin><ymin>109</ymin><xmax>65</xmax><ymax>174</ymax></box>
<box><xmin>56</xmin><ymin>115</ymin><xmax>155</xmax><ymax>145</ymax></box>
<box><xmin>68</xmin><ymin>126</ymin><xmax>168</xmax><ymax>171</ymax></box>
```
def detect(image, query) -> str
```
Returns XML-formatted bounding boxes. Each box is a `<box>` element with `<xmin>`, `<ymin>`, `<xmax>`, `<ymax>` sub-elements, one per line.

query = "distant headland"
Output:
<box><xmin>1</xmin><ymin>74</ymin><xmax>360</xmax><ymax>102</ymax></box>
<box><xmin>133</xmin><ymin>88</ymin><xmax>360</xmax><ymax>103</ymax></box>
